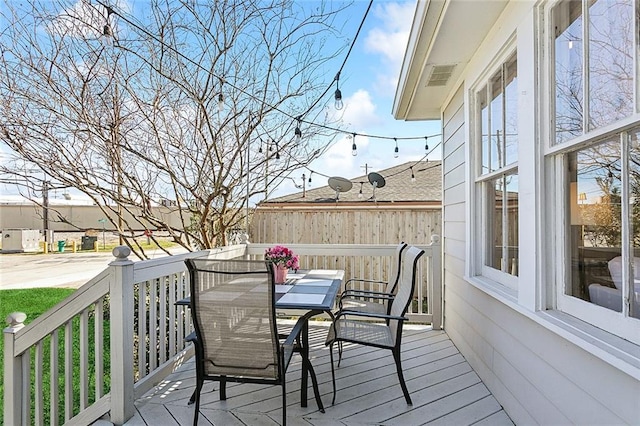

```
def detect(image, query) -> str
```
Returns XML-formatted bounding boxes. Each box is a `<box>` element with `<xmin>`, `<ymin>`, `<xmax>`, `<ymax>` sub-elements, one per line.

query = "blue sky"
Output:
<box><xmin>272</xmin><ymin>0</ymin><xmax>441</xmax><ymax>198</ymax></box>
<box><xmin>1</xmin><ymin>0</ymin><xmax>441</xmax><ymax>202</ymax></box>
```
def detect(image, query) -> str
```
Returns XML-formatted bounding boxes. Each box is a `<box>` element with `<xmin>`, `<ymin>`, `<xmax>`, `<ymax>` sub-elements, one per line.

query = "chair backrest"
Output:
<box><xmin>185</xmin><ymin>258</ymin><xmax>280</xmax><ymax>379</ymax></box>
<box><xmin>384</xmin><ymin>242</ymin><xmax>409</xmax><ymax>295</ymax></box>
<box><xmin>389</xmin><ymin>245</ymin><xmax>425</xmax><ymax>344</ymax></box>
<box><xmin>607</xmin><ymin>256</ymin><xmax>640</xmax><ymax>289</ymax></box>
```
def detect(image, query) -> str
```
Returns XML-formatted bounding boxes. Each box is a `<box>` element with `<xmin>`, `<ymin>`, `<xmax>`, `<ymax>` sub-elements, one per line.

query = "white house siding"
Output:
<box><xmin>440</xmin><ymin>3</ymin><xmax>639</xmax><ymax>425</ymax></box>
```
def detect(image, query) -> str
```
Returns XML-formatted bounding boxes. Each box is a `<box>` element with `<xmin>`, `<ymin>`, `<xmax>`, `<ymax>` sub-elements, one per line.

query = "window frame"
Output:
<box><xmin>471</xmin><ymin>48</ymin><xmax>520</xmax><ymax>291</ymax></box>
<box><xmin>543</xmin><ymin>0</ymin><xmax>640</xmax><ymax>344</ymax></box>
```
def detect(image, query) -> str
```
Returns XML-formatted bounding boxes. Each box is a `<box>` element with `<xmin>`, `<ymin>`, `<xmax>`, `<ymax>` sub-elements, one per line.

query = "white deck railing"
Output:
<box><xmin>3</xmin><ymin>238</ymin><xmax>440</xmax><ymax>425</ymax></box>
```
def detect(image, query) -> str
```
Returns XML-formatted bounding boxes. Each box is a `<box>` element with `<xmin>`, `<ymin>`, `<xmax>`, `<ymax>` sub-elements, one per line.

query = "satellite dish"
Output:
<box><xmin>367</xmin><ymin>172</ymin><xmax>386</xmax><ymax>201</ymax></box>
<box><xmin>368</xmin><ymin>172</ymin><xmax>386</xmax><ymax>188</ymax></box>
<box><xmin>328</xmin><ymin>176</ymin><xmax>353</xmax><ymax>200</ymax></box>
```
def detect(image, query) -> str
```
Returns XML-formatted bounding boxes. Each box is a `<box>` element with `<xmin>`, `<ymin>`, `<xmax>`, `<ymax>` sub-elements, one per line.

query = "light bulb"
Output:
<box><xmin>424</xmin><ymin>137</ymin><xmax>429</xmax><ymax>153</ymax></box>
<box><xmin>358</xmin><ymin>189</ymin><xmax>363</xmax><ymax>198</ymax></box>
<box><xmin>102</xmin><ymin>24</ymin><xmax>113</xmax><ymax>46</ymax></box>
<box><xmin>394</xmin><ymin>146</ymin><xmax>399</xmax><ymax>158</ymax></box>
<box><xmin>411</xmin><ymin>168</ymin><xmax>416</xmax><ymax>183</ymax></box>
<box><xmin>294</xmin><ymin>120</ymin><xmax>302</xmax><ymax>142</ymax></box>
<box><xmin>351</xmin><ymin>142</ymin><xmax>357</xmax><ymax>156</ymax></box>
<box><xmin>334</xmin><ymin>89</ymin><xmax>343</xmax><ymax>110</ymax></box>
<box><xmin>217</xmin><ymin>93</ymin><xmax>224</xmax><ymax>112</ymax></box>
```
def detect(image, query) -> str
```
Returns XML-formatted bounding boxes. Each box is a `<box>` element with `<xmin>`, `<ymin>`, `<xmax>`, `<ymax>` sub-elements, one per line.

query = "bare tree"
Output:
<box><xmin>1</xmin><ymin>0</ymin><xmax>347</xmax><ymax>258</ymax></box>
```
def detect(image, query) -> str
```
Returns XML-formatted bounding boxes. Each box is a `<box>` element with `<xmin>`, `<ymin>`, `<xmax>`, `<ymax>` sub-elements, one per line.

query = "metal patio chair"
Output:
<box><xmin>185</xmin><ymin>258</ymin><xmax>324</xmax><ymax>426</ymax></box>
<box><xmin>325</xmin><ymin>245</ymin><xmax>425</xmax><ymax>405</ymax></box>
<box><xmin>338</xmin><ymin>242</ymin><xmax>408</xmax><ymax>315</ymax></box>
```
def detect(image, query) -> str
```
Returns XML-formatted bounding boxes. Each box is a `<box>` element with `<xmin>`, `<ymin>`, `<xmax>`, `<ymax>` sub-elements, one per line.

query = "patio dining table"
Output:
<box><xmin>177</xmin><ymin>268</ymin><xmax>345</xmax><ymax>408</ymax></box>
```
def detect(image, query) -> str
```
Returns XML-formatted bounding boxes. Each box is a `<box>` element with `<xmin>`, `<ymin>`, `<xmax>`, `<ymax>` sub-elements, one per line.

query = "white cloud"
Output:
<box><xmin>364</xmin><ymin>1</ymin><xmax>416</xmax><ymax>95</ymax></box>
<box><xmin>341</xmin><ymin>90</ymin><xmax>381</xmax><ymax>129</ymax></box>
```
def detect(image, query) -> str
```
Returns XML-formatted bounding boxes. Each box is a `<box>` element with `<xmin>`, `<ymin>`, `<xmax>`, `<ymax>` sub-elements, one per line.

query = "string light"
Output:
<box><xmin>394</xmin><ymin>138</ymin><xmax>399</xmax><ymax>158</ymax></box>
<box><xmin>358</xmin><ymin>182</ymin><xmax>364</xmax><ymax>198</ymax></box>
<box><xmin>294</xmin><ymin>117</ymin><xmax>302</xmax><ymax>142</ymax></box>
<box><xmin>217</xmin><ymin>78</ymin><xmax>224</xmax><ymax>112</ymax></box>
<box><xmin>334</xmin><ymin>72</ymin><xmax>343</xmax><ymax>110</ymax></box>
<box><xmin>424</xmin><ymin>136</ymin><xmax>429</xmax><ymax>153</ymax></box>
<box><xmin>98</xmin><ymin>2</ymin><xmax>437</xmax><ymax>145</ymax></box>
<box><xmin>351</xmin><ymin>133</ymin><xmax>357</xmax><ymax>156</ymax></box>
<box><xmin>102</xmin><ymin>5</ymin><xmax>114</xmax><ymax>46</ymax></box>
<box><xmin>258</xmin><ymin>139</ymin><xmax>263</xmax><ymax>154</ymax></box>
<box><xmin>308</xmin><ymin>172</ymin><xmax>312</xmax><ymax>185</ymax></box>
<box><xmin>275</xmin><ymin>141</ymin><xmax>280</xmax><ymax>160</ymax></box>
<box><xmin>410</xmin><ymin>166</ymin><xmax>416</xmax><ymax>183</ymax></box>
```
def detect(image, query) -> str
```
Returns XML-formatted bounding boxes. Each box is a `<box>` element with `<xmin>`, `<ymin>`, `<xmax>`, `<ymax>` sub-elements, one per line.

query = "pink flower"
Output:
<box><xmin>265</xmin><ymin>245</ymin><xmax>299</xmax><ymax>270</ymax></box>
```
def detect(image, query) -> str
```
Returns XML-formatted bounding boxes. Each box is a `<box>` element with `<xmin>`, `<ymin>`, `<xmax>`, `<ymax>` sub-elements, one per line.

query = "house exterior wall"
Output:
<box><xmin>440</xmin><ymin>3</ymin><xmax>639</xmax><ymax>425</ymax></box>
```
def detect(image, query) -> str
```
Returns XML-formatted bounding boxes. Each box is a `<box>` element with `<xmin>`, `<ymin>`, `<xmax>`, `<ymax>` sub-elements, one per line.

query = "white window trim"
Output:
<box><xmin>541</xmin><ymin>0</ymin><xmax>640</xmax><ymax>344</ymax></box>
<box><xmin>469</xmin><ymin>43</ymin><xmax>520</xmax><ymax>291</ymax></box>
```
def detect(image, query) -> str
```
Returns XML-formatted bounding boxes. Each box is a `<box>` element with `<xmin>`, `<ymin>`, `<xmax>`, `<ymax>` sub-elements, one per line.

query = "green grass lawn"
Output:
<box><xmin>0</xmin><ymin>288</ymin><xmax>110</xmax><ymax>424</ymax></box>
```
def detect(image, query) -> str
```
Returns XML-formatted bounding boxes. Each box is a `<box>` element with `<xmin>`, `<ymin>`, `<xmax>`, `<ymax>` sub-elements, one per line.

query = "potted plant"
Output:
<box><xmin>265</xmin><ymin>245</ymin><xmax>299</xmax><ymax>283</ymax></box>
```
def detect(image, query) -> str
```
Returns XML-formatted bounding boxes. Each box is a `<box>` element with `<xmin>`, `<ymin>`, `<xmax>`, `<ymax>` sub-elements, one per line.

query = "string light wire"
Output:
<box><xmin>93</xmin><ymin>0</ymin><xmax>426</xmax><ymax>143</ymax></box>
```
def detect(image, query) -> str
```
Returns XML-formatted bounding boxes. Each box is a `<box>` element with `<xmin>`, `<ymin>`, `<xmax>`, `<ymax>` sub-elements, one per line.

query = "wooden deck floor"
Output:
<box><xmin>125</xmin><ymin>323</ymin><xmax>514</xmax><ymax>426</ymax></box>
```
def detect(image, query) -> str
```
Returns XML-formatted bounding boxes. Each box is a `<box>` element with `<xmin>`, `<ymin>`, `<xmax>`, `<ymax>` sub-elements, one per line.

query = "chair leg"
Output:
<box><xmin>193</xmin><ymin>377</ymin><xmax>203</xmax><ymax>426</ymax></box>
<box><xmin>392</xmin><ymin>348</ymin><xmax>412</xmax><ymax>405</ymax></box>
<box><xmin>220</xmin><ymin>375</ymin><xmax>227</xmax><ymax>400</ymax></box>
<box><xmin>282</xmin><ymin>380</ymin><xmax>287</xmax><ymax>426</ymax></box>
<box><xmin>337</xmin><ymin>341</ymin><xmax>343</xmax><ymax>367</ymax></box>
<box><xmin>329</xmin><ymin>342</ymin><xmax>337</xmax><ymax>405</ymax></box>
<box><xmin>304</xmin><ymin>357</ymin><xmax>325</xmax><ymax>413</ymax></box>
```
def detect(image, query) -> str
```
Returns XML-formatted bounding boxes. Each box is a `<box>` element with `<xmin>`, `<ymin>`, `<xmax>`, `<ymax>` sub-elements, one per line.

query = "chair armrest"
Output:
<box><xmin>344</xmin><ymin>278</ymin><xmax>387</xmax><ymax>291</ymax></box>
<box><xmin>340</xmin><ymin>290</ymin><xmax>394</xmax><ymax>300</ymax></box>
<box><xmin>175</xmin><ymin>297</ymin><xmax>191</xmax><ymax>306</ymax></box>
<box><xmin>282</xmin><ymin>316</ymin><xmax>307</xmax><ymax>347</ymax></box>
<box><xmin>338</xmin><ymin>292</ymin><xmax>394</xmax><ymax>309</ymax></box>
<box><xmin>334</xmin><ymin>309</ymin><xmax>407</xmax><ymax>322</ymax></box>
<box><xmin>281</xmin><ymin>316</ymin><xmax>308</xmax><ymax>367</ymax></box>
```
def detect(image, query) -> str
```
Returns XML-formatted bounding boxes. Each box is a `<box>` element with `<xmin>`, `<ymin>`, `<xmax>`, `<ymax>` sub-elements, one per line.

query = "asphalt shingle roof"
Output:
<box><xmin>261</xmin><ymin>160</ymin><xmax>441</xmax><ymax>204</ymax></box>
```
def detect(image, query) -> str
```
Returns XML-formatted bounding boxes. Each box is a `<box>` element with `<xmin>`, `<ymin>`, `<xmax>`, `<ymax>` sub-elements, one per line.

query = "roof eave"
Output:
<box><xmin>393</xmin><ymin>0</ymin><xmax>508</xmax><ymax>121</ymax></box>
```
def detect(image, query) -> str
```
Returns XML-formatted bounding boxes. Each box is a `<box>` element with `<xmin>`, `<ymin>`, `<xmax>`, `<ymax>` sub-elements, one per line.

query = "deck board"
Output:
<box><xmin>128</xmin><ymin>324</ymin><xmax>513</xmax><ymax>426</ymax></box>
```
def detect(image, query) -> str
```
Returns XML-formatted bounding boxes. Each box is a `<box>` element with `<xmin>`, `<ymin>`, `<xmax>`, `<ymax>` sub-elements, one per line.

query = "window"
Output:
<box><xmin>553</xmin><ymin>0</ymin><xmax>635</xmax><ymax>145</ymax></box>
<box><xmin>550</xmin><ymin>0</ymin><xmax>639</xmax><ymax>336</ymax></box>
<box><xmin>475</xmin><ymin>53</ymin><xmax>519</xmax><ymax>286</ymax></box>
<box><xmin>564</xmin><ymin>132</ymin><xmax>639</xmax><ymax>321</ymax></box>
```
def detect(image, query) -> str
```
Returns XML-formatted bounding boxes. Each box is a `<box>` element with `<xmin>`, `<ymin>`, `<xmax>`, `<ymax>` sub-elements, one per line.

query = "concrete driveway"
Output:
<box><xmin>0</xmin><ymin>247</ymin><xmax>188</xmax><ymax>290</ymax></box>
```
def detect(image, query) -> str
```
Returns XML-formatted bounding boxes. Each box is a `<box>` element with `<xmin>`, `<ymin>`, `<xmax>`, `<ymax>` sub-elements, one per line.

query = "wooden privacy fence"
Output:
<box><xmin>4</xmin><ymin>239</ymin><xmax>441</xmax><ymax>425</ymax></box>
<box><xmin>251</xmin><ymin>207</ymin><xmax>441</xmax><ymax>246</ymax></box>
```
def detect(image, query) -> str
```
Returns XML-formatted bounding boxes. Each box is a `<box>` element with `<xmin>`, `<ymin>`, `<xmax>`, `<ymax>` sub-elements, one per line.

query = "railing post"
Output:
<box><xmin>4</xmin><ymin>312</ymin><xmax>27</xmax><ymax>426</ymax></box>
<box><xmin>241</xmin><ymin>233</ymin><xmax>251</xmax><ymax>260</ymax></box>
<box><xmin>109</xmin><ymin>246</ymin><xmax>135</xmax><ymax>425</ymax></box>
<box><xmin>430</xmin><ymin>235</ymin><xmax>443</xmax><ymax>330</ymax></box>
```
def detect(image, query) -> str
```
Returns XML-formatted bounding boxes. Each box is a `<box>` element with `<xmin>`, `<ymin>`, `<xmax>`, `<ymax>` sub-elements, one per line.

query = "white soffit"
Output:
<box><xmin>394</xmin><ymin>0</ymin><xmax>508</xmax><ymax>121</ymax></box>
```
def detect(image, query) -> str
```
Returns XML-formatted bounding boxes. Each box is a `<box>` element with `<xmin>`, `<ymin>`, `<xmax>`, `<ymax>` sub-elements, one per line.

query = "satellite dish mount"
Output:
<box><xmin>367</xmin><ymin>172</ymin><xmax>386</xmax><ymax>202</ymax></box>
<box><xmin>328</xmin><ymin>176</ymin><xmax>353</xmax><ymax>201</ymax></box>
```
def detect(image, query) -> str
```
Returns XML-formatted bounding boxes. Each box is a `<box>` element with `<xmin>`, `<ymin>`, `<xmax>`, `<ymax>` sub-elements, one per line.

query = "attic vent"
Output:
<box><xmin>426</xmin><ymin>64</ymin><xmax>456</xmax><ymax>87</ymax></box>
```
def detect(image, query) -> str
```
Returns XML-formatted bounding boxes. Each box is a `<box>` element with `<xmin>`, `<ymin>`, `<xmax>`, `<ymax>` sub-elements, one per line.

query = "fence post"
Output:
<box><xmin>4</xmin><ymin>312</ymin><xmax>27</xmax><ymax>426</ymax></box>
<box><xmin>109</xmin><ymin>246</ymin><xmax>135</xmax><ymax>425</ymax></box>
<box><xmin>430</xmin><ymin>235</ymin><xmax>443</xmax><ymax>330</ymax></box>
